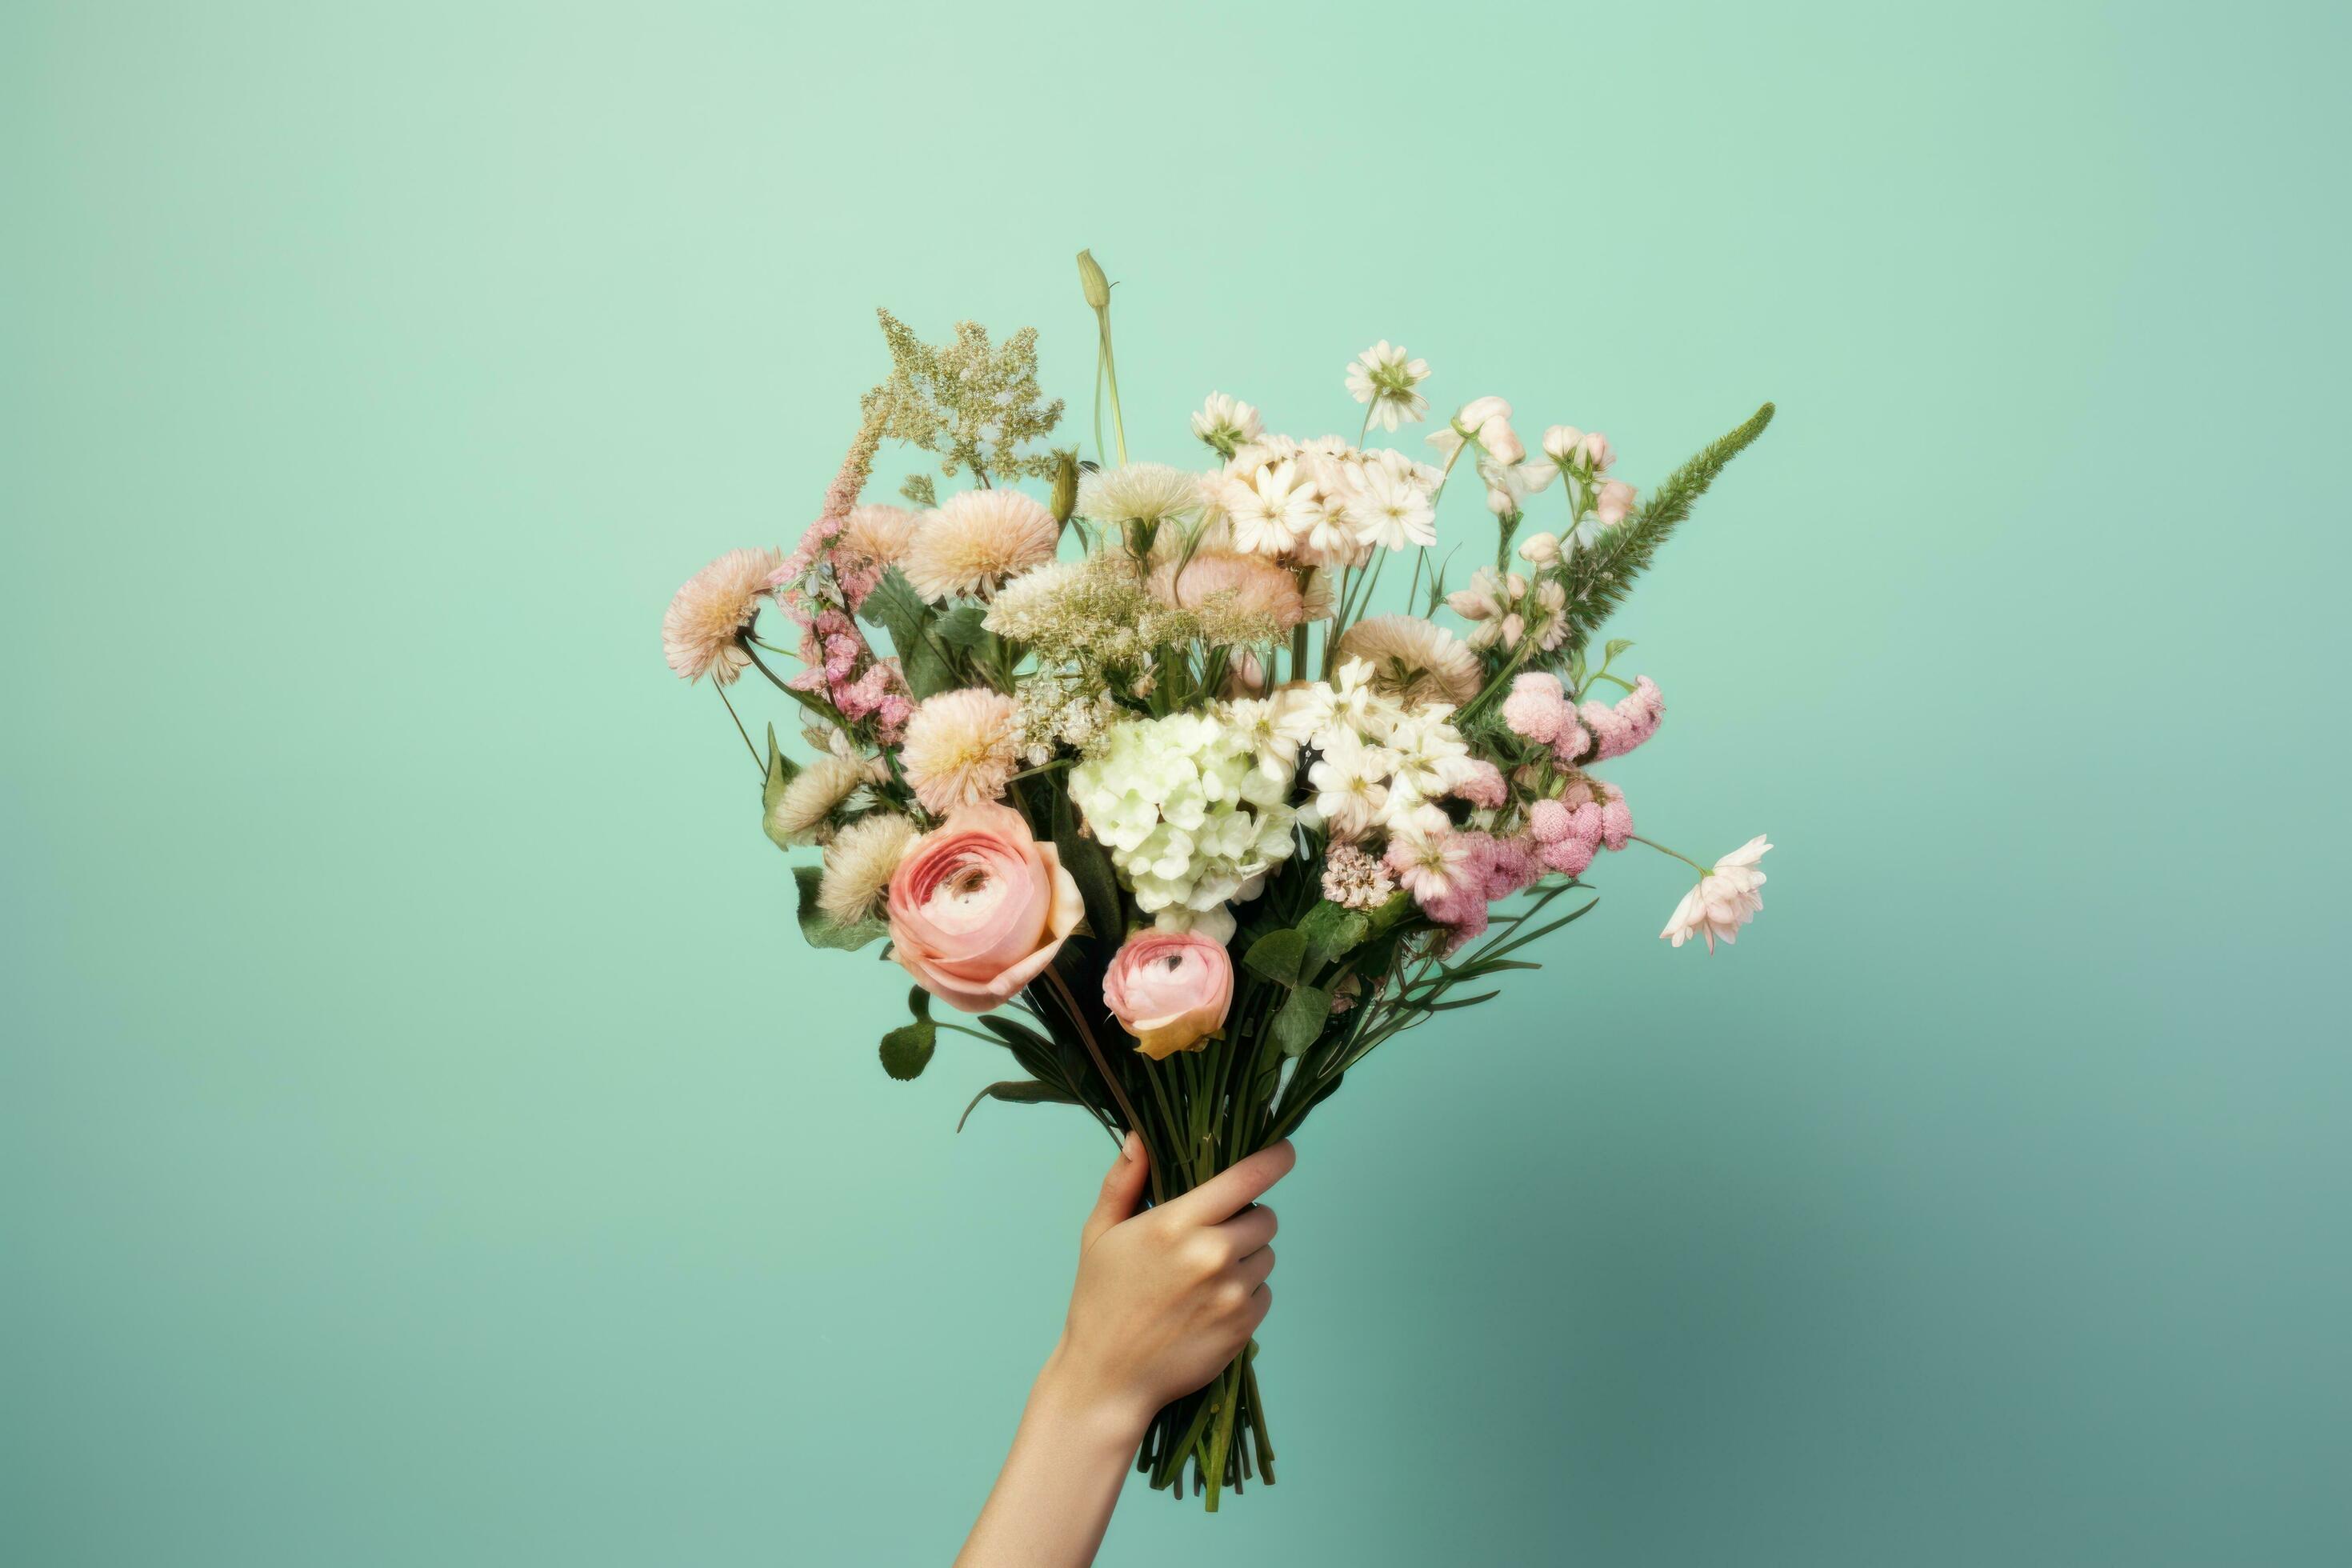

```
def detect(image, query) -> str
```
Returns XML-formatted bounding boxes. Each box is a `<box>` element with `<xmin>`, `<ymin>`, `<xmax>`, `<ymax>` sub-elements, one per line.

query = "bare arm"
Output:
<box><xmin>954</xmin><ymin>1134</ymin><xmax>1293</xmax><ymax>1567</ymax></box>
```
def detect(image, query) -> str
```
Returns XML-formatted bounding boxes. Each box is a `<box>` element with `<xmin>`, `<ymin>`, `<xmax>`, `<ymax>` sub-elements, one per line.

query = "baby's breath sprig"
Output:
<box><xmin>864</xmin><ymin>310</ymin><xmax>1065</xmax><ymax>492</ymax></box>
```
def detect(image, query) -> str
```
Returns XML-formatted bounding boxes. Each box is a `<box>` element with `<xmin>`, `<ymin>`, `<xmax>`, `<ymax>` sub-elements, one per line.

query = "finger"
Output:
<box><xmin>1233</xmin><ymin>1246</ymin><xmax>1276</xmax><ymax>1293</ymax></box>
<box><xmin>1212</xmin><ymin>1205</ymin><xmax>1278</xmax><ymax>1258</ymax></box>
<box><xmin>1165</xmin><ymin>1141</ymin><xmax>1295</xmax><ymax>1226</ymax></box>
<box><xmin>1244</xmin><ymin>1282</ymin><xmax>1274</xmax><ymax>1334</ymax></box>
<box><xmin>1082</xmin><ymin>1132</ymin><xmax>1149</xmax><ymax>1250</ymax></box>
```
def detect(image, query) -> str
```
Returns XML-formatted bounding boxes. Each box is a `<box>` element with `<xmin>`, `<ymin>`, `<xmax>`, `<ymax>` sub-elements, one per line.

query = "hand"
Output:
<box><xmin>955</xmin><ymin>1134</ymin><xmax>1293</xmax><ymax>1568</ymax></box>
<box><xmin>1043</xmin><ymin>1132</ymin><xmax>1291</xmax><ymax>1429</ymax></box>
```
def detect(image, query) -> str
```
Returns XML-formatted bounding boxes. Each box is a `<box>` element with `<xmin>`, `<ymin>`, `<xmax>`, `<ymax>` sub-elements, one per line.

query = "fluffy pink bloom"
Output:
<box><xmin>1528</xmin><ymin>798</ymin><xmax>1573</xmax><ymax>844</ymax></box>
<box><xmin>1502</xmin><ymin>672</ymin><xmax>1572</xmax><ymax>745</ymax></box>
<box><xmin>886</xmin><ymin>803</ymin><xmax>1085</xmax><ymax>1013</ymax></box>
<box><xmin>1579</xmin><ymin>675</ymin><xmax>1665</xmax><ymax>762</ymax></box>
<box><xmin>1449</xmin><ymin>759</ymin><xmax>1509</xmax><ymax>810</ymax></box>
<box><xmin>1103</xmin><ymin>930</ymin><xmax>1234</xmax><ymax>1060</ymax></box>
<box><xmin>1538</xmin><ymin>834</ymin><xmax>1597</xmax><ymax>877</ymax></box>
<box><xmin>662</xmin><ymin>548</ymin><xmax>783</xmax><ymax>685</ymax></box>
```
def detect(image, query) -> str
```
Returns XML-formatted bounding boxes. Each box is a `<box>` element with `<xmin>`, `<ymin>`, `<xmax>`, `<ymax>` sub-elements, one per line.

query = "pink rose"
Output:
<box><xmin>1102</xmin><ymin>930</ymin><xmax>1234</xmax><ymax>1061</ymax></box>
<box><xmin>886</xmin><ymin>802</ymin><xmax>1084</xmax><ymax>1013</ymax></box>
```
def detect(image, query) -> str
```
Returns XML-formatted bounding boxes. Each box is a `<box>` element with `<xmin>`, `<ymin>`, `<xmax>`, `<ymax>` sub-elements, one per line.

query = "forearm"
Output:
<box><xmin>954</xmin><ymin>1341</ymin><xmax>1150</xmax><ymax>1568</ymax></box>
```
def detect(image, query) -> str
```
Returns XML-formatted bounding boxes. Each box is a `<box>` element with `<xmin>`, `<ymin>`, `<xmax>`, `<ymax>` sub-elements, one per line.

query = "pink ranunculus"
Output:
<box><xmin>1102</xmin><ymin>930</ymin><xmax>1234</xmax><ymax>1061</ymax></box>
<box><xmin>886</xmin><ymin>802</ymin><xmax>1084</xmax><ymax>1013</ymax></box>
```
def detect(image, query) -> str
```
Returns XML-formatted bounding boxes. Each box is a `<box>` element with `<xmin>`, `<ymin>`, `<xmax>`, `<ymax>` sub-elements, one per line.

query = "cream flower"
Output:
<box><xmin>1334</xmin><ymin>615</ymin><xmax>1482</xmax><ymax>708</ymax></box>
<box><xmin>770</xmin><ymin>753</ymin><xmax>869</xmax><ymax>844</ymax></box>
<box><xmin>1342</xmin><ymin>462</ymin><xmax>1438</xmax><ymax>550</ymax></box>
<box><xmin>1527</xmin><ymin>578</ymin><xmax>1570</xmax><ymax>652</ymax></box>
<box><xmin>1478</xmin><ymin>454</ymin><xmax>1555</xmax><ymax>518</ymax></box>
<box><xmin>1446</xmin><ymin>566</ymin><xmax>1529</xmax><ymax>650</ymax></box>
<box><xmin>1191</xmin><ymin>392</ymin><xmax>1263</xmax><ymax>454</ymax></box>
<box><xmin>1222</xmin><ymin>459</ymin><xmax>1318</xmax><ymax>556</ymax></box>
<box><xmin>817</xmin><ymin>812</ymin><xmax>917</xmax><ymax>925</ymax></box>
<box><xmin>1224</xmin><ymin>688</ymin><xmax>1326</xmax><ymax>785</ymax></box>
<box><xmin>1518</xmin><ymin>531</ymin><xmax>1562</xmax><ymax>566</ymax></box>
<box><xmin>900</xmin><ymin>687</ymin><xmax>1021</xmax><ymax>814</ymax></box>
<box><xmin>1660</xmin><ymin>836</ymin><xmax>1773</xmax><ymax>952</ymax></box>
<box><xmin>902</xmin><ymin>489</ymin><xmax>1058</xmax><ymax>601</ymax></box>
<box><xmin>662</xmin><ymin>547</ymin><xmax>782</xmax><ymax>685</ymax></box>
<box><xmin>1079</xmin><ymin>462</ymin><xmax>1205</xmax><ymax>526</ymax></box>
<box><xmin>1344</xmin><ymin>341</ymin><xmax>1431</xmax><ymax>431</ymax></box>
<box><xmin>1308</xmin><ymin>729</ymin><xmax>1398</xmax><ymax>840</ymax></box>
<box><xmin>835</xmin><ymin>505</ymin><xmax>918</xmax><ymax>571</ymax></box>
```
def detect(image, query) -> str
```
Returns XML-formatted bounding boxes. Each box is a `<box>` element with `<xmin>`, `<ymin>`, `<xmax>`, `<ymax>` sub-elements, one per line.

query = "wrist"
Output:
<box><xmin>1032</xmin><ymin>1338</ymin><xmax>1154</xmax><ymax>1451</ymax></box>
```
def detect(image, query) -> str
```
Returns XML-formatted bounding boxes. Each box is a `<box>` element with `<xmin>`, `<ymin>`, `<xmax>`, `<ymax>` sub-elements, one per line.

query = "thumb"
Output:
<box><xmin>1081</xmin><ymin>1132</ymin><xmax>1149</xmax><ymax>1251</ymax></box>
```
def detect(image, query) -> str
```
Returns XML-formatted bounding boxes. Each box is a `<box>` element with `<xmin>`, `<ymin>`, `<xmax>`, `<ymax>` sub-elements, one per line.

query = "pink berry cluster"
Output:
<box><xmin>1527</xmin><ymin>778</ymin><xmax>1633</xmax><ymax>878</ymax></box>
<box><xmin>1500</xmin><ymin>671</ymin><xmax>1665</xmax><ymax>766</ymax></box>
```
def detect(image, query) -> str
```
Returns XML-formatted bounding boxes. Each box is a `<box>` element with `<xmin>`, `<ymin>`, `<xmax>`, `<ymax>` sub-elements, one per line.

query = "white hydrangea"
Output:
<box><xmin>1068</xmin><ymin>711</ymin><xmax>1299</xmax><ymax>915</ymax></box>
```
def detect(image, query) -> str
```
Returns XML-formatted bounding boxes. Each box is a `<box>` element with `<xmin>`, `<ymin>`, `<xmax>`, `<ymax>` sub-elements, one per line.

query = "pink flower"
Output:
<box><xmin>1102</xmin><ymin>930</ymin><xmax>1234</xmax><ymax>1060</ymax></box>
<box><xmin>1580</xmin><ymin>675</ymin><xmax>1665</xmax><ymax>761</ymax></box>
<box><xmin>1528</xmin><ymin>798</ymin><xmax>1573</xmax><ymax>844</ymax></box>
<box><xmin>1386</xmin><ymin>826</ymin><xmax>1472</xmax><ymax>908</ymax></box>
<box><xmin>1660</xmin><ymin>835</ymin><xmax>1772</xmax><ymax>952</ymax></box>
<box><xmin>886</xmin><ymin>803</ymin><xmax>1084</xmax><ymax>1013</ymax></box>
<box><xmin>1449</xmin><ymin>759</ymin><xmax>1508</xmax><ymax>810</ymax></box>
<box><xmin>1502</xmin><ymin>671</ymin><xmax>1571</xmax><ymax>745</ymax></box>
<box><xmin>1595</xmin><ymin>478</ymin><xmax>1636</xmax><ymax>526</ymax></box>
<box><xmin>1538</xmin><ymin>835</ymin><xmax>1597</xmax><ymax>877</ymax></box>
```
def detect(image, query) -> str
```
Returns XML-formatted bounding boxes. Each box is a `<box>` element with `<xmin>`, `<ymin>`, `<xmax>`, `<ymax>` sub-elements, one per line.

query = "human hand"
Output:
<box><xmin>1039</xmin><ymin>1132</ymin><xmax>1291</xmax><ymax>1432</ymax></box>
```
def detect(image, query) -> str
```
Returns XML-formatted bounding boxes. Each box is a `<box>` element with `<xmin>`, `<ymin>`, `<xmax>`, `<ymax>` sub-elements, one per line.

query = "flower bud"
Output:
<box><xmin>1518</xmin><ymin>531</ymin><xmax>1562</xmax><ymax>565</ymax></box>
<box><xmin>1478</xmin><ymin>418</ymin><xmax>1524</xmax><ymax>466</ymax></box>
<box><xmin>1577</xmin><ymin>431</ymin><xmax>1615</xmax><ymax>472</ymax></box>
<box><xmin>1454</xmin><ymin>395</ymin><xmax>1512</xmax><ymax>432</ymax></box>
<box><xmin>1049</xmin><ymin>449</ymin><xmax>1078</xmax><ymax>525</ymax></box>
<box><xmin>1075</xmin><ymin>249</ymin><xmax>1112</xmax><ymax>311</ymax></box>
<box><xmin>1596</xmin><ymin>478</ymin><xmax>1636</xmax><ymax>526</ymax></box>
<box><xmin>1542</xmin><ymin>425</ymin><xmax>1583</xmax><ymax>466</ymax></box>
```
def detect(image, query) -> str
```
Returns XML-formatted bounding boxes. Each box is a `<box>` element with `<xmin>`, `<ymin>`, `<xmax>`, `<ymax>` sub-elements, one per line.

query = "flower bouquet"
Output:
<box><xmin>663</xmin><ymin>252</ymin><xmax>1774</xmax><ymax>1509</ymax></box>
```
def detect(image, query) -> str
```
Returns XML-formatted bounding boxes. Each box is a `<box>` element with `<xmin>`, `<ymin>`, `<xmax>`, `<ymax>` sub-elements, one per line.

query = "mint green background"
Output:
<box><xmin>6</xmin><ymin>2</ymin><xmax>2346</xmax><ymax>1563</ymax></box>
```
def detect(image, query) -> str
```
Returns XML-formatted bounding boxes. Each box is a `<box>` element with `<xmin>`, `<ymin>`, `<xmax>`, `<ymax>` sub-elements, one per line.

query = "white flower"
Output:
<box><xmin>1344</xmin><ymin>341</ymin><xmax>1431</xmax><ymax>431</ymax></box>
<box><xmin>1225</xmin><ymin>689</ymin><xmax>1326</xmax><ymax>785</ymax></box>
<box><xmin>1067</xmin><ymin>712</ymin><xmax>1298</xmax><ymax>914</ymax></box>
<box><xmin>1192</xmin><ymin>392</ymin><xmax>1263</xmax><ymax>454</ymax></box>
<box><xmin>1332</xmin><ymin>614</ymin><xmax>1481</xmax><ymax>708</ymax></box>
<box><xmin>1660</xmin><ymin>836</ymin><xmax>1773</xmax><ymax>952</ymax></box>
<box><xmin>1308</xmin><ymin>728</ymin><xmax>1397</xmax><ymax>840</ymax></box>
<box><xmin>1362</xmin><ymin>446</ymin><xmax>1446</xmax><ymax>491</ymax></box>
<box><xmin>1518</xmin><ymin>531</ymin><xmax>1562</xmax><ymax>566</ymax></box>
<box><xmin>1342</xmin><ymin>461</ymin><xmax>1438</xmax><ymax>550</ymax></box>
<box><xmin>1478</xmin><ymin>454</ymin><xmax>1554</xmax><ymax>518</ymax></box>
<box><xmin>1223</xmin><ymin>459</ymin><xmax>1319</xmax><ymax>555</ymax></box>
<box><xmin>1527</xmin><ymin>577</ymin><xmax>1569</xmax><ymax>651</ymax></box>
<box><xmin>1577</xmin><ymin>430</ymin><xmax>1615</xmax><ymax>472</ymax></box>
<box><xmin>1079</xmin><ymin>462</ymin><xmax>1206</xmax><ymax>525</ymax></box>
<box><xmin>1594</xmin><ymin>478</ymin><xmax>1637</xmax><ymax>526</ymax></box>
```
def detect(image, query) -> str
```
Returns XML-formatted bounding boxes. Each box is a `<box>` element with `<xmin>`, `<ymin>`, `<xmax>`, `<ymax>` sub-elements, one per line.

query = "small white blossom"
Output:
<box><xmin>1192</xmin><ymin>392</ymin><xmax>1263</xmax><ymax>454</ymax></box>
<box><xmin>1660</xmin><ymin>837</ymin><xmax>1773</xmax><ymax>952</ymax></box>
<box><xmin>1344</xmin><ymin>341</ymin><xmax>1432</xmax><ymax>432</ymax></box>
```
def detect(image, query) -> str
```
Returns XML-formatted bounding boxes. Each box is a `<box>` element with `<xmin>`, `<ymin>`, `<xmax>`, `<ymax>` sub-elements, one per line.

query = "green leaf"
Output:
<box><xmin>1563</xmin><ymin>402</ymin><xmax>1774</xmax><ymax>650</ymax></box>
<box><xmin>933</xmin><ymin>605</ymin><xmax>994</xmax><ymax>650</ymax></box>
<box><xmin>759</xmin><ymin>725</ymin><xmax>802</xmax><ymax>852</ymax></box>
<box><xmin>1052</xmin><ymin>790</ymin><xmax>1125</xmax><ymax>946</ymax></box>
<box><xmin>1295</xmin><ymin>901</ymin><xmax>1370</xmax><ymax>977</ymax></box>
<box><xmin>1243</xmin><ymin>928</ymin><xmax>1307</xmax><ymax>988</ymax></box>
<box><xmin>957</xmin><ymin>1078</ymin><xmax>1081</xmax><ymax>1131</ymax></box>
<box><xmin>879</xmin><ymin>1020</ymin><xmax>936</xmax><ymax>1080</ymax></box>
<box><xmin>1273</xmin><ymin>985</ymin><xmax>1333</xmax><ymax>1056</ymax></box>
<box><xmin>1603</xmin><ymin>638</ymin><xmax>1634</xmax><ymax>662</ymax></box>
<box><xmin>858</xmin><ymin>566</ymin><xmax>957</xmax><ymax>698</ymax></box>
<box><xmin>793</xmin><ymin>865</ymin><xmax>888</xmax><ymax>951</ymax></box>
<box><xmin>906</xmin><ymin>986</ymin><xmax>932</xmax><ymax>1023</ymax></box>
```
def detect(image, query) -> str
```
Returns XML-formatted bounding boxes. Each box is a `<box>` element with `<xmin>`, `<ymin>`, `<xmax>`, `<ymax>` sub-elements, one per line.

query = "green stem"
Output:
<box><xmin>1098</xmin><ymin>318</ymin><xmax>1128</xmax><ymax>466</ymax></box>
<box><xmin>715</xmin><ymin>682</ymin><xmax>763</xmax><ymax>777</ymax></box>
<box><xmin>1630</xmin><ymin>834</ymin><xmax>1712</xmax><ymax>874</ymax></box>
<box><xmin>1042</xmin><ymin>968</ymin><xmax>1163</xmax><ymax>1205</ymax></box>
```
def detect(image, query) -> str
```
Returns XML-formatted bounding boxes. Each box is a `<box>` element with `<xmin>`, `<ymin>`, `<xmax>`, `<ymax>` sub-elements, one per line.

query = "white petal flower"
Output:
<box><xmin>1223</xmin><ymin>459</ymin><xmax>1319</xmax><ymax>556</ymax></box>
<box><xmin>1660</xmin><ymin>836</ymin><xmax>1774</xmax><ymax>952</ymax></box>
<box><xmin>1192</xmin><ymin>392</ymin><xmax>1263</xmax><ymax>454</ymax></box>
<box><xmin>1344</xmin><ymin>340</ymin><xmax>1432</xmax><ymax>432</ymax></box>
<box><xmin>1342</xmin><ymin>462</ymin><xmax>1438</xmax><ymax>550</ymax></box>
<box><xmin>1079</xmin><ymin>462</ymin><xmax>1206</xmax><ymax>525</ymax></box>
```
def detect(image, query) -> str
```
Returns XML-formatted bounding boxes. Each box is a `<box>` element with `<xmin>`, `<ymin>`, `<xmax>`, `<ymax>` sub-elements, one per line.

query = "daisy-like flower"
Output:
<box><xmin>1224</xmin><ymin>687</ymin><xmax>1327</xmax><ymax>785</ymax></box>
<box><xmin>1078</xmin><ymin>462</ymin><xmax>1205</xmax><ymax>526</ymax></box>
<box><xmin>770</xmin><ymin>753</ymin><xmax>870</xmax><ymax>844</ymax></box>
<box><xmin>1191</xmin><ymin>392</ymin><xmax>1263</xmax><ymax>455</ymax></box>
<box><xmin>1223</xmin><ymin>459</ymin><xmax>1319</xmax><ymax>556</ymax></box>
<box><xmin>1660</xmin><ymin>836</ymin><xmax>1773</xmax><ymax>952</ymax></box>
<box><xmin>835</xmin><ymin>505</ymin><xmax>918</xmax><ymax>571</ymax></box>
<box><xmin>1334</xmin><ymin>614</ymin><xmax>1482</xmax><ymax>709</ymax></box>
<box><xmin>902</xmin><ymin>489</ymin><xmax>1058</xmax><ymax>602</ymax></box>
<box><xmin>662</xmin><ymin>547</ymin><xmax>783</xmax><ymax>685</ymax></box>
<box><xmin>1308</xmin><ymin>729</ymin><xmax>1398</xmax><ymax>840</ymax></box>
<box><xmin>899</xmin><ymin>687</ymin><xmax>1021</xmax><ymax>814</ymax></box>
<box><xmin>1446</xmin><ymin>566</ymin><xmax>1529</xmax><ymax>651</ymax></box>
<box><xmin>1148</xmin><ymin>550</ymin><xmax>1306</xmax><ymax>630</ymax></box>
<box><xmin>1342</xmin><ymin>462</ymin><xmax>1438</xmax><ymax>550</ymax></box>
<box><xmin>816</xmin><ymin>812</ymin><xmax>916</xmax><ymax>925</ymax></box>
<box><xmin>1345</xmin><ymin>342</ymin><xmax>1431</xmax><ymax>432</ymax></box>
